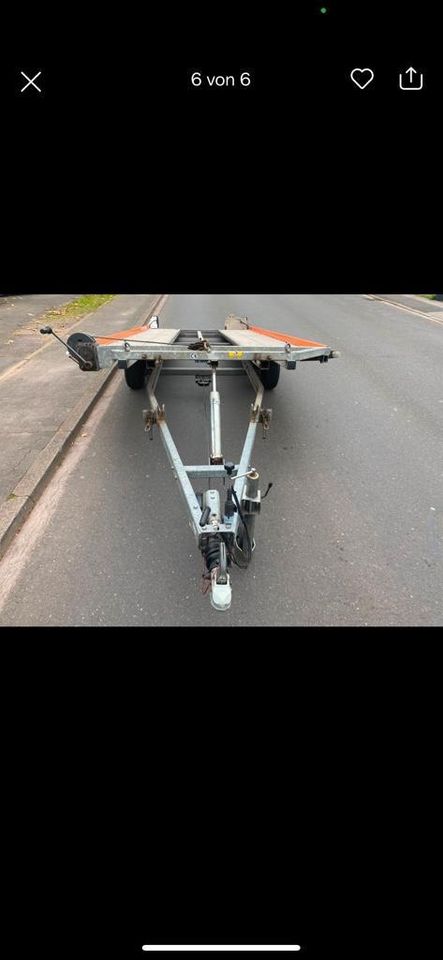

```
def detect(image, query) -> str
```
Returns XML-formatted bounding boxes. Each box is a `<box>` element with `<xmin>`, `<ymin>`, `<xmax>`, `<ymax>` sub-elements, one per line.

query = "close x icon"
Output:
<box><xmin>19</xmin><ymin>70</ymin><xmax>42</xmax><ymax>93</ymax></box>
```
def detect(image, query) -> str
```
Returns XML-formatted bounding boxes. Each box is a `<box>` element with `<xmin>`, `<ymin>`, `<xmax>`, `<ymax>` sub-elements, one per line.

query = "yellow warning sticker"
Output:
<box><xmin>228</xmin><ymin>350</ymin><xmax>244</xmax><ymax>358</ymax></box>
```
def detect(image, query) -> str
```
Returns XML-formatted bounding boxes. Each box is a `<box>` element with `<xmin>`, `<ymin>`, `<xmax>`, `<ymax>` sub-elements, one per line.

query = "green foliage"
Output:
<box><xmin>39</xmin><ymin>295</ymin><xmax>115</xmax><ymax>329</ymax></box>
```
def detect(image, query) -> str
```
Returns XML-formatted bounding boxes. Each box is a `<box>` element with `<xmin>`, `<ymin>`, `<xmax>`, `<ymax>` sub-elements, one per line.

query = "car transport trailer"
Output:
<box><xmin>41</xmin><ymin>312</ymin><xmax>339</xmax><ymax>611</ymax></box>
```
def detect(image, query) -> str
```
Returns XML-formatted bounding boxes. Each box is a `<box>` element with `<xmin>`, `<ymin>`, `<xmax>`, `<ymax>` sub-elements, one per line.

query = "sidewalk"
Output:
<box><xmin>0</xmin><ymin>294</ymin><xmax>162</xmax><ymax>556</ymax></box>
<box><xmin>0</xmin><ymin>294</ymin><xmax>77</xmax><ymax>374</ymax></box>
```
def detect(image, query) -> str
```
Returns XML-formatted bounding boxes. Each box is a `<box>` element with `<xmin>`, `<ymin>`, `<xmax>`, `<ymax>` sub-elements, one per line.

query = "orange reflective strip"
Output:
<box><xmin>95</xmin><ymin>323</ymin><xmax>147</xmax><ymax>344</ymax></box>
<box><xmin>247</xmin><ymin>324</ymin><xmax>327</xmax><ymax>349</ymax></box>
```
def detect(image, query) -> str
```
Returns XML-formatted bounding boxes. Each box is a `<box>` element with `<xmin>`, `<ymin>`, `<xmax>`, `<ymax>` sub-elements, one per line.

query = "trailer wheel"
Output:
<box><xmin>124</xmin><ymin>360</ymin><xmax>147</xmax><ymax>390</ymax></box>
<box><xmin>258</xmin><ymin>360</ymin><xmax>280</xmax><ymax>390</ymax></box>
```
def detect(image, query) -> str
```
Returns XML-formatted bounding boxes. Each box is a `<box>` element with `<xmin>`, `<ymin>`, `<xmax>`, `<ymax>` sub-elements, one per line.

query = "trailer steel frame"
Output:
<box><xmin>41</xmin><ymin>313</ymin><xmax>339</xmax><ymax>611</ymax></box>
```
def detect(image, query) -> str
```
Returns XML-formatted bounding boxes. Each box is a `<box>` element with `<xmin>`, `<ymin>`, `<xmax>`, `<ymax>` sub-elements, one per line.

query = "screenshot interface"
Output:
<box><xmin>0</xmin><ymin>3</ymin><xmax>440</xmax><ymax>628</ymax></box>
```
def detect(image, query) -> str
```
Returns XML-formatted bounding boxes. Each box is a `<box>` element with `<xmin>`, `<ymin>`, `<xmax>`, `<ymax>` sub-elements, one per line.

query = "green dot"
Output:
<box><xmin>320</xmin><ymin>6</ymin><xmax>328</xmax><ymax>12</ymax></box>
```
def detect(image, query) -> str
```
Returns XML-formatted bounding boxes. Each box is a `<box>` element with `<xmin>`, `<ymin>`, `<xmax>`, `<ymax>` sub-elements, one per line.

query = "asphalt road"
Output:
<box><xmin>1</xmin><ymin>294</ymin><xmax>442</xmax><ymax>626</ymax></box>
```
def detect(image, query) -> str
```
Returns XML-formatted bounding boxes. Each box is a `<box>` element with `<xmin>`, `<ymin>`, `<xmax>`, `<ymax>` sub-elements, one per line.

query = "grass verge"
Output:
<box><xmin>43</xmin><ymin>294</ymin><xmax>115</xmax><ymax>327</ymax></box>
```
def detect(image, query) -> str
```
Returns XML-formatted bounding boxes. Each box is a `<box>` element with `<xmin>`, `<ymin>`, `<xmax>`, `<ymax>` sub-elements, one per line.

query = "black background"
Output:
<box><xmin>2</xmin><ymin>3</ymin><xmax>439</xmax><ymax>958</ymax></box>
<box><xmin>8</xmin><ymin>637</ymin><xmax>435</xmax><ymax>960</ymax></box>
<box><xmin>1</xmin><ymin>1</ymin><xmax>441</xmax><ymax>292</ymax></box>
<box><xmin>10</xmin><ymin>645</ymin><xmax>315</xmax><ymax>959</ymax></box>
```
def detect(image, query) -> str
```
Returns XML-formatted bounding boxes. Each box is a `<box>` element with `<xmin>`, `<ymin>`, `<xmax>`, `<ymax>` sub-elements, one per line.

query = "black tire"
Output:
<box><xmin>124</xmin><ymin>360</ymin><xmax>147</xmax><ymax>390</ymax></box>
<box><xmin>257</xmin><ymin>360</ymin><xmax>280</xmax><ymax>390</ymax></box>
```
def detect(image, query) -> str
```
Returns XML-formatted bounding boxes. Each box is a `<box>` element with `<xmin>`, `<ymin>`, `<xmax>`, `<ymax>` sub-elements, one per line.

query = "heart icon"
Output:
<box><xmin>350</xmin><ymin>68</ymin><xmax>374</xmax><ymax>89</ymax></box>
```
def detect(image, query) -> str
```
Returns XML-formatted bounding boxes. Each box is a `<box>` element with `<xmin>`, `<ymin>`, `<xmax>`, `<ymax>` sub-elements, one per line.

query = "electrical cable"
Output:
<box><xmin>230</xmin><ymin>487</ymin><xmax>253</xmax><ymax>567</ymax></box>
